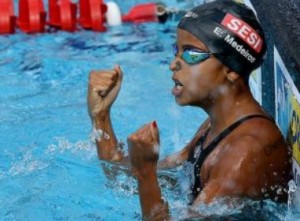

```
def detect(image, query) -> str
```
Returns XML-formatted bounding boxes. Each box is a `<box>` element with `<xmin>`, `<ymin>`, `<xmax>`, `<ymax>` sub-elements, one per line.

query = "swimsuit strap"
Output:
<box><xmin>191</xmin><ymin>114</ymin><xmax>274</xmax><ymax>198</ymax></box>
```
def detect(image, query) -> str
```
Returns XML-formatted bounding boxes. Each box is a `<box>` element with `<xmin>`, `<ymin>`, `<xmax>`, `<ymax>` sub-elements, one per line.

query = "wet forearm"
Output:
<box><xmin>93</xmin><ymin>111</ymin><xmax>122</xmax><ymax>161</ymax></box>
<box><xmin>137</xmin><ymin>169</ymin><xmax>169</xmax><ymax>220</ymax></box>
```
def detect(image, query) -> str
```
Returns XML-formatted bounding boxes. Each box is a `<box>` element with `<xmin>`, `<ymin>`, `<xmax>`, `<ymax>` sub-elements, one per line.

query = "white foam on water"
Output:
<box><xmin>7</xmin><ymin>149</ymin><xmax>48</xmax><ymax>176</ymax></box>
<box><xmin>287</xmin><ymin>180</ymin><xmax>300</xmax><ymax>219</ymax></box>
<box><xmin>103</xmin><ymin>132</ymin><xmax>110</xmax><ymax>140</ymax></box>
<box><xmin>46</xmin><ymin>137</ymin><xmax>95</xmax><ymax>156</ymax></box>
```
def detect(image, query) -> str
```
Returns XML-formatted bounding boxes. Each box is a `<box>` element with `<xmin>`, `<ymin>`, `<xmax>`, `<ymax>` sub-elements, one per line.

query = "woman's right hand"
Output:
<box><xmin>88</xmin><ymin>65</ymin><xmax>123</xmax><ymax>118</ymax></box>
<box><xmin>127</xmin><ymin>121</ymin><xmax>160</xmax><ymax>179</ymax></box>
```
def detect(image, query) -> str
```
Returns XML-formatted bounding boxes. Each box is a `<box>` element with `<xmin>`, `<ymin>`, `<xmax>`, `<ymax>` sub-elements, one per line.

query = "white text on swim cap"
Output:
<box><xmin>184</xmin><ymin>11</ymin><xmax>198</xmax><ymax>19</ymax></box>
<box><xmin>221</xmin><ymin>13</ymin><xmax>263</xmax><ymax>53</ymax></box>
<box><xmin>223</xmin><ymin>33</ymin><xmax>256</xmax><ymax>63</ymax></box>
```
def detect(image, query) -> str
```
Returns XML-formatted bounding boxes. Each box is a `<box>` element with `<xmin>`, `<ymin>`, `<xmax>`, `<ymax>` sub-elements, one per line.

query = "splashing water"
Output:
<box><xmin>287</xmin><ymin>180</ymin><xmax>300</xmax><ymax>219</ymax></box>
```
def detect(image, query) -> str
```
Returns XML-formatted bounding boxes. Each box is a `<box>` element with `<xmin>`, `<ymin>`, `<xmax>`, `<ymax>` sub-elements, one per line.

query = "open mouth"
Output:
<box><xmin>172</xmin><ymin>78</ymin><xmax>184</xmax><ymax>96</ymax></box>
<box><xmin>174</xmin><ymin>79</ymin><xmax>183</xmax><ymax>88</ymax></box>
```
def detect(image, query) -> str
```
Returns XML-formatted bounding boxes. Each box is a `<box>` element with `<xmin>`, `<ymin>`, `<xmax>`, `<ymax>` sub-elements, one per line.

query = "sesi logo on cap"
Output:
<box><xmin>221</xmin><ymin>13</ymin><xmax>263</xmax><ymax>53</ymax></box>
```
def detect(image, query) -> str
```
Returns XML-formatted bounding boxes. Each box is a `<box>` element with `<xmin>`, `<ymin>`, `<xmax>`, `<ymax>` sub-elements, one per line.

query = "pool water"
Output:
<box><xmin>0</xmin><ymin>0</ymin><xmax>298</xmax><ymax>220</ymax></box>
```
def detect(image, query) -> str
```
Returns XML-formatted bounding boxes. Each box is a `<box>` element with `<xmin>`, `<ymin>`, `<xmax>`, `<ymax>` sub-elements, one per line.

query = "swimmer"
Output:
<box><xmin>87</xmin><ymin>0</ymin><xmax>291</xmax><ymax>219</ymax></box>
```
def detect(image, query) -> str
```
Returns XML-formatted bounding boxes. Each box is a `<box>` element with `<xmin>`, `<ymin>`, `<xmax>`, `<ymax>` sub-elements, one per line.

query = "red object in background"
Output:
<box><xmin>0</xmin><ymin>0</ymin><xmax>16</xmax><ymax>34</ymax></box>
<box><xmin>122</xmin><ymin>3</ymin><xmax>157</xmax><ymax>23</ymax></box>
<box><xmin>17</xmin><ymin>0</ymin><xmax>46</xmax><ymax>33</ymax></box>
<box><xmin>48</xmin><ymin>0</ymin><xmax>77</xmax><ymax>31</ymax></box>
<box><xmin>79</xmin><ymin>0</ymin><xmax>107</xmax><ymax>32</ymax></box>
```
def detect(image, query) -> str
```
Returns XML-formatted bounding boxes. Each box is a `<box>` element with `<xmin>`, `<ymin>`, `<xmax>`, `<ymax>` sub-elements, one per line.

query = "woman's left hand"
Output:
<box><xmin>127</xmin><ymin>121</ymin><xmax>160</xmax><ymax>179</ymax></box>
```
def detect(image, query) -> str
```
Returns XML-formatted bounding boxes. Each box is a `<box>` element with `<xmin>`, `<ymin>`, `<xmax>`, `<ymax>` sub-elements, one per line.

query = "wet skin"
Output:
<box><xmin>87</xmin><ymin>28</ymin><xmax>291</xmax><ymax>220</ymax></box>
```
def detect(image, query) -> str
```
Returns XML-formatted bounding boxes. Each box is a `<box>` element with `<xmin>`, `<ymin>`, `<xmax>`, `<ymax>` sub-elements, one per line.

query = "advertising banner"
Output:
<box><xmin>274</xmin><ymin>46</ymin><xmax>300</xmax><ymax>185</ymax></box>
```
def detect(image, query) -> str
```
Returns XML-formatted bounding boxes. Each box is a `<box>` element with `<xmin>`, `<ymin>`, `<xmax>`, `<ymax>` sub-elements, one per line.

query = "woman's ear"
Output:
<box><xmin>226</xmin><ymin>69</ymin><xmax>240</xmax><ymax>83</ymax></box>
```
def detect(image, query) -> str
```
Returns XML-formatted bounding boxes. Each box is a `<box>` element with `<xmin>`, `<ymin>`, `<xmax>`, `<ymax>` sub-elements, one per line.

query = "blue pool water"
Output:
<box><xmin>0</xmin><ymin>0</ymin><xmax>299</xmax><ymax>220</ymax></box>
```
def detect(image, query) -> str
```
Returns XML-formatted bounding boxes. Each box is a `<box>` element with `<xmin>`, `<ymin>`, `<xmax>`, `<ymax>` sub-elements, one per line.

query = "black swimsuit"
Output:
<box><xmin>187</xmin><ymin>114</ymin><xmax>274</xmax><ymax>202</ymax></box>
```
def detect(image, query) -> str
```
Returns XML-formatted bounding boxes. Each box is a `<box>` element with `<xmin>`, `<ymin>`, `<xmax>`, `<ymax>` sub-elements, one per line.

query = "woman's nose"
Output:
<box><xmin>169</xmin><ymin>58</ymin><xmax>181</xmax><ymax>71</ymax></box>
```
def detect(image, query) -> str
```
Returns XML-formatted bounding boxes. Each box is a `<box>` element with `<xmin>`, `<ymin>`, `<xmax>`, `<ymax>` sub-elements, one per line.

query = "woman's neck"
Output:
<box><xmin>204</xmin><ymin>87</ymin><xmax>264</xmax><ymax>135</ymax></box>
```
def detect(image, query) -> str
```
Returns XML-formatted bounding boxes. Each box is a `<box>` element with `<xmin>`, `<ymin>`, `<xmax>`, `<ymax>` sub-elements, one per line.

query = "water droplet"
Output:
<box><xmin>104</xmin><ymin>132</ymin><xmax>110</xmax><ymax>140</ymax></box>
<box><xmin>276</xmin><ymin>188</ymin><xmax>283</xmax><ymax>195</ymax></box>
<box><xmin>90</xmin><ymin>127</ymin><xmax>103</xmax><ymax>141</ymax></box>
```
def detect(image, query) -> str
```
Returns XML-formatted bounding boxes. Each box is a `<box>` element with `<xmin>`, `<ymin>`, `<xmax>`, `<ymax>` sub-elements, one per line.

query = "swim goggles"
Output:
<box><xmin>172</xmin><ymin>44</ymin><xmax>214</xmax><ymax>65</ymax></box>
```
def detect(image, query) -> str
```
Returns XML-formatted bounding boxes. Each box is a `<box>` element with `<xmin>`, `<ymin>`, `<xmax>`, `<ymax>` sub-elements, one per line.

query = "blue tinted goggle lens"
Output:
<box><xmin>172</xmin><ymin>44</ymin><xmax>212</xmax><ymax>65</ymax></box>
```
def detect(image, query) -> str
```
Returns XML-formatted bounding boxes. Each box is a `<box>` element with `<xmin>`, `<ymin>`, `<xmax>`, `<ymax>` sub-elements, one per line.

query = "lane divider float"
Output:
<box><xmin>79</xmin><ymin>0</ymin><xmax>107</xmax><ymax>32</ymax></box>
<box><xmin>48</xmin><ymin>0</ymin><xmax>77</xmax><ymax>32</ymax></box>
<box><xmin>106</xmin><ymin>1</ymin><xmax>122</xmax><ymax>26</ymax></box>
<box><xmin>0</xmin><ymin>0</ymin><xmax>171</xmax><ymax>34</ymax></box>
<box><xmin>18</xmin><ymin>0</ymin><xmax>46</xmax><ymax>33</ymax></box>
<box><xmin>0</xmin><ymin>0</ymin><xmax>16</xmax><ymax>34</ymax></box>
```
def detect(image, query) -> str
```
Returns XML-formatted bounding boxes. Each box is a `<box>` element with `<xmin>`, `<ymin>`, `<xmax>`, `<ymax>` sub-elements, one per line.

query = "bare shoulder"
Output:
<box><xmin>189</xmin><ymin>116</ymin><xmax>292</xmax><ymax>204</ymax></box>
<box><xmin>233</xmin><ymin>116</ymin><xmax>287</xmax><ymax>154</ymax></box>
<box><xmin>201</xmin><ymin>117</ymin><xmax>287</xmax><ymax>174</ymax></box>
<box><xmin>202</xmin><ymin>117</ymin><xmax>291</xmax><ymax>202</ymax></box>
<box><xmin>222</xmin><ymin>117</ymin><xmax>289</xmax><ymax>165</ymax></box>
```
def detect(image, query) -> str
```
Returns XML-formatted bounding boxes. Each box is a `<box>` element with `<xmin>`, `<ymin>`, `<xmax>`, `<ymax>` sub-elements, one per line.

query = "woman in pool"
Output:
<box><xmin>88</xmin><ymin>0</ymin><xmax>291</xmax><ymax>219</ymax></box>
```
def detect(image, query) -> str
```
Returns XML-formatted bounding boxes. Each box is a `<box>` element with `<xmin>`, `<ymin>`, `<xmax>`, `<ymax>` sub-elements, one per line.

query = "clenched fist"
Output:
<box><xmin>128</xmin><ymin>121</ymin><xmax>160</xmax><ymax>179</ymax></box>
<box><xmin>88</xmin><ymin>65</ymin><xmax>123</xmax><ymax>118</ymax></box>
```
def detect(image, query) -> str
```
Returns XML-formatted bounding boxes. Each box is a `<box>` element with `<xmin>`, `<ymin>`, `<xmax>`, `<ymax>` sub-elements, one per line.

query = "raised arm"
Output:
<box><xmin>127</xmin><ymin>120</ymin><xmax>211</xmax><ymax>220</ymax></box>
<box><xmin>128</xmin><ymin>121</ymin><xmax>170</xmax><ymax>220</ymax></box>
<box><xmin>87</xmin><ymin>65</ymin><xmax>125</xmax><ymax>162</ymax></box>
<box><xmin>87</xmin><ymin>66</ymin><xmax>192</xmax><ymax>167</ymax></box>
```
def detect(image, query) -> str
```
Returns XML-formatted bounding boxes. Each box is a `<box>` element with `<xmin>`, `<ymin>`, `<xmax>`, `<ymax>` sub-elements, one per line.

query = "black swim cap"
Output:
<box><xmin>178</xmin><ymin>0</ymin><xmax>267</xmax><ymax>77</ymax></box>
